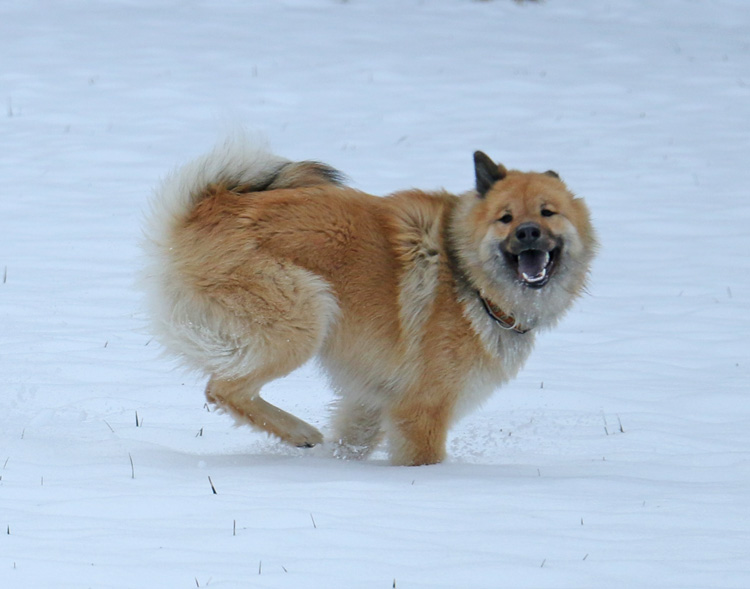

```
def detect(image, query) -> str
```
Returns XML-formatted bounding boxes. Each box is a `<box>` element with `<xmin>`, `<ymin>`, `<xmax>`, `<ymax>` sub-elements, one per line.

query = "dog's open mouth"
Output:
<box><xmin>508</xmin><ymin>247</ymin><xmax>559</xmax><ymax>288</ymax></box>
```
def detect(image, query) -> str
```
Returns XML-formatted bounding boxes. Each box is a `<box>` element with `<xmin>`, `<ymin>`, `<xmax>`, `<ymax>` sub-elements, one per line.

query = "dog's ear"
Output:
<box><xmin>474</xmin><ymin>151</ymin><xmax>507</xmax><ymax>197</ymax></box>
<box><xmin>544</xmin><ymin>170</ymin><xmax>560</xmax><ymax>180</ymax></box>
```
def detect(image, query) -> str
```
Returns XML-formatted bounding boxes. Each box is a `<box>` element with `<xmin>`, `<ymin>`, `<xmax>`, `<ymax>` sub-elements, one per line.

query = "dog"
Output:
<box><xmin>142</xmin><ymin>137</ymin><xmax>596</xmax><ymax>466</ymax></box>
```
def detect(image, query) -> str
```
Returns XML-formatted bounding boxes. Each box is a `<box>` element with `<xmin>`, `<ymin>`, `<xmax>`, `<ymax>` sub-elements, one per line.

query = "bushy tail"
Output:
<box><xmin>143</xmin><ymin>135</ymin><xmax>344</xmax><ymax>254</ymax></box>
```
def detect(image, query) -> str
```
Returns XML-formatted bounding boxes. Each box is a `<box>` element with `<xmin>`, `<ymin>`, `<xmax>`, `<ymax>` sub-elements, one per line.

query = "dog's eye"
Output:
<box><xmin>541</xmin><ymin>209</ymin><xmax>556</xmax><ymax>217</ymax></box>
<box><xmin>499</xmin><ymin>213</ymin><xmax>513</xmax><ymax>224</ymax></box>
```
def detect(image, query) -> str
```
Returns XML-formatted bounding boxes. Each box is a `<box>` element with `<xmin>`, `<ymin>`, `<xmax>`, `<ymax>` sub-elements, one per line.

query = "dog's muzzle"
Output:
<box><xmin>502</xmin><ymin>223</ymin><xmax>561</xmax><ymax>288</ymax></box>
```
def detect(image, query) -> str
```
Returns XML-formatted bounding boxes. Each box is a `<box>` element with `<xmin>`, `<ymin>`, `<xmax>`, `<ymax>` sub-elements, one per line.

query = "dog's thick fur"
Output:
<box><xmin>142</xmin><ymin>138</ymin><xmax>596</xmax><ymax>466</ymax></box>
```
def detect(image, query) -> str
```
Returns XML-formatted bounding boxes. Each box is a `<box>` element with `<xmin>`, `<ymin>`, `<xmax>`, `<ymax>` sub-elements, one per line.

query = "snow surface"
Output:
<box><xmin>2</xmin><ymin>0</ymin><xmax>750</xmax><ymax>587</ymax></box>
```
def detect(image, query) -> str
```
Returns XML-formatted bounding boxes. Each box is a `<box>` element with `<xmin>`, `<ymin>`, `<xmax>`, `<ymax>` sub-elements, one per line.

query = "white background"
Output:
<box><xmin>2</xmin><ymin>1</ymin><xmax>749</xmax><ymax>587</ymax></box>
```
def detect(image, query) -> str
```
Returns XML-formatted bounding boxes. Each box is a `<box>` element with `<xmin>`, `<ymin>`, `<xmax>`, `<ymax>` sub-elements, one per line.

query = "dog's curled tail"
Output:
<box><xmin>143</xmin><ymin>135</ymin><xmax>345</xmax><ymax>249</ymax></box>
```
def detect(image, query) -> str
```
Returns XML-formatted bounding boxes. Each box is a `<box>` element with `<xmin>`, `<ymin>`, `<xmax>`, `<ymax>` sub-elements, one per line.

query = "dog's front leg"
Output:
<box><xmin>387</xmin><ymin>396</ymin><xmax>453</xmax><ymax>466</ymax></box>
<box><xmin>332</xmin><ymin>395</ymin><xmax>385</xmax><ymax>460</ymax></box>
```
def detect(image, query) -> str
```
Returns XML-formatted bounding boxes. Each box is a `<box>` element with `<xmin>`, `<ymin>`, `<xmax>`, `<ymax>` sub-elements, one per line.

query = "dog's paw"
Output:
<box><xmin>331</xmin><ymin>440</ymin><xmax>372</xmax><ymax>460</ymax></box>
<box><xmin>288</xmin><ymin>423</ymin><xmax>324</xmax><ymax>448</ymax></box>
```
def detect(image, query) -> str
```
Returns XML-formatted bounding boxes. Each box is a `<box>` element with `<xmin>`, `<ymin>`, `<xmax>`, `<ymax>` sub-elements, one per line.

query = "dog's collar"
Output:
<box><xmin>477</xmin><ymin>291</ymin><xmax>530</xmax><ymax>334</ymax></box>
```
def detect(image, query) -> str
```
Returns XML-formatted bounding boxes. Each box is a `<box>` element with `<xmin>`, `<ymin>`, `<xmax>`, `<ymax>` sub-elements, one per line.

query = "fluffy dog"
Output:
<box><xmin>142</xmin><ymin>138</ymin><xmax>596</xmax><ymax>465</ymax></box>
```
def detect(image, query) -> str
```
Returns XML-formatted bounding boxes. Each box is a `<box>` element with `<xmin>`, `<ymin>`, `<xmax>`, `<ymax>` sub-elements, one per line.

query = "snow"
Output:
<box><xmin>2</xmin><ymin>0</ymin><xmax>749</xmax><ymax>587</ymax></box>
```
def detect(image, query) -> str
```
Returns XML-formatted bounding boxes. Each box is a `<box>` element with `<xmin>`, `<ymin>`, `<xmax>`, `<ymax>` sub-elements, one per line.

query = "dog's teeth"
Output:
<box><xmin>522</xmin><ymin>268</ymin><xmax>547</xmax><ymax>282</ymax></box>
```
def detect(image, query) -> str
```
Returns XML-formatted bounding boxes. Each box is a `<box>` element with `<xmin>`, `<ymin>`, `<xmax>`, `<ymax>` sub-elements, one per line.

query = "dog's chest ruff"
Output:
<box><xmin>458</xmin><ymin>283</ymin><xmax>535</xmax><ymax>368</ymax></box>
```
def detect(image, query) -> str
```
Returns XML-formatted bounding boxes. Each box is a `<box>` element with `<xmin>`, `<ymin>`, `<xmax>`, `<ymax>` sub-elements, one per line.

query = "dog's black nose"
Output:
<box><xmin>515</xmin><ymin>222</ymin><xmax>542</xmax><ymax>245</ymax></box>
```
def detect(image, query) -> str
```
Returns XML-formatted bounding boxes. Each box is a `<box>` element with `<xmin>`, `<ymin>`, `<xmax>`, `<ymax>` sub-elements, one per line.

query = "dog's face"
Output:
<box><xmin>458</xmin><ymin>151</ymin><xmax>596</xmax><ymax>324</ymax></box>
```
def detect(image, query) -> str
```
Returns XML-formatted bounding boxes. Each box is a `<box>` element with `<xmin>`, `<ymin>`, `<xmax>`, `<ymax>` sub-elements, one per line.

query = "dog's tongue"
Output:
<box><xmin>518</xmin><ymin>250</ymin><xmax>549</xmax><ymax>283</ymax></box>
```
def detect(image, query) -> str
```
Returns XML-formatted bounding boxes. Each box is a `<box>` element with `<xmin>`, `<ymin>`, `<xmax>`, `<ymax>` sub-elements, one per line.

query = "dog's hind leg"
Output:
<box><xmin>197</xmin><ymin>263</ymin><xmax>339</xmax><ymax>449</ymax></box>
<box><xmin>206</xmin><ymin>372</ymin><xmax>323</xmax><ymax>448</ymax></box>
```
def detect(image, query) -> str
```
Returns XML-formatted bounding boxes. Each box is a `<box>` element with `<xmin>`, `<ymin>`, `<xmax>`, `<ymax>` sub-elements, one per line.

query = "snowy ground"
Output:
<box><xmin>2</xmin><ymin>0</ymin><xmax>750</xmax><ymax>587</ymax></box>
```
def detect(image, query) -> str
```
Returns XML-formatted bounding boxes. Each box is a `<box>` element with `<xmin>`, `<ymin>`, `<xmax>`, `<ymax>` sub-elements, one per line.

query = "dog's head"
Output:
<box><xmin>452</xmin><ymin>151</ymin><xmax>597</xmax><ymax>327</ymax></box>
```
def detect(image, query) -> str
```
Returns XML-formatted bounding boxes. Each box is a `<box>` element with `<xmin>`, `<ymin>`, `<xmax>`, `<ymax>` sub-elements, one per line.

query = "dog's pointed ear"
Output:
<box><xmin>544</xmin><ymin>170</ymin><xmax>560</xmax><ymax>180</ymax></box>
<box><xmin>474</xmin><ymin>151</ymin><xmax>507</xmax><ymax>197</ymax></box>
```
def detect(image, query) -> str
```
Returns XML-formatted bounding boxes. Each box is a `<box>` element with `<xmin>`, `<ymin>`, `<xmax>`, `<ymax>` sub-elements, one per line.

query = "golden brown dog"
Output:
<box><xmin>142</xmin><ymin>138</ymin><xmax>596</xmax><ymax>465</ymax></box>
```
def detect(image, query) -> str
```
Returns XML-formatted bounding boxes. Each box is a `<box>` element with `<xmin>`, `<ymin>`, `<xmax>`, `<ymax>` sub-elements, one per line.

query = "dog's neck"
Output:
<box><xmin>477</xmin><ymin>291</ymin><xmax>530</xmax><ymax>334</ymax></box>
